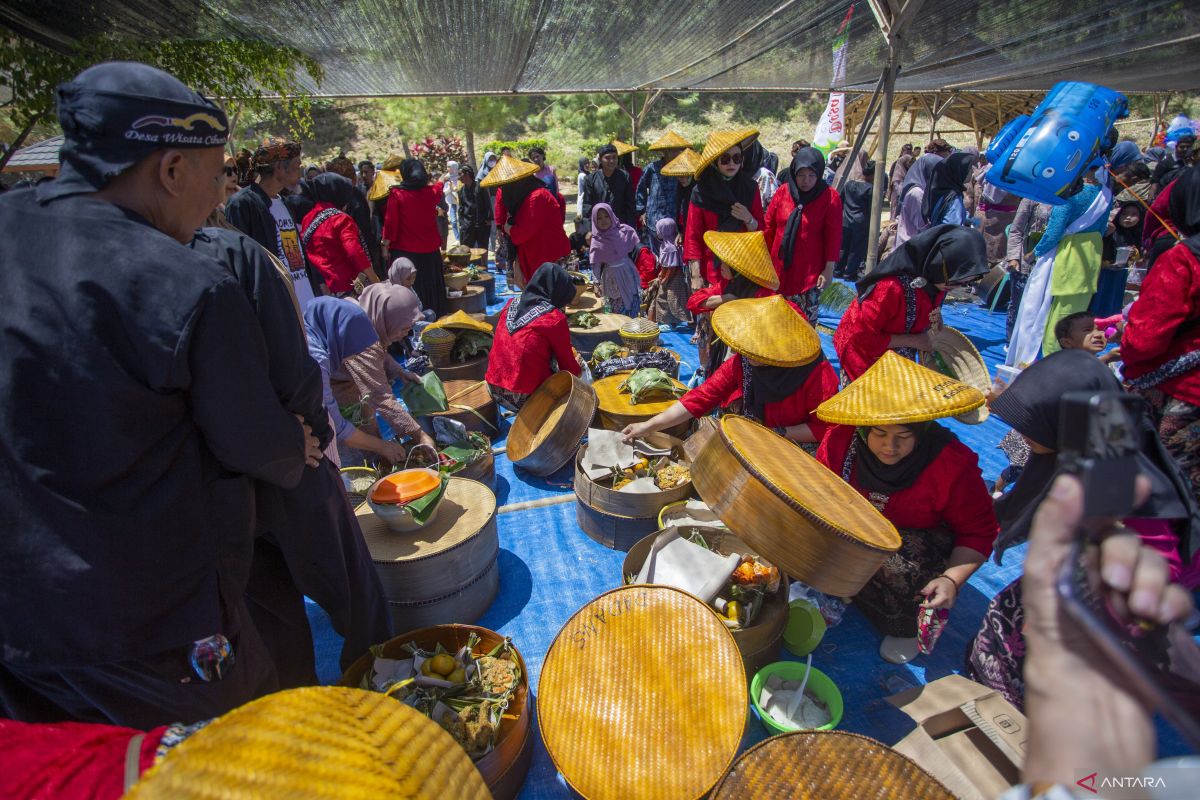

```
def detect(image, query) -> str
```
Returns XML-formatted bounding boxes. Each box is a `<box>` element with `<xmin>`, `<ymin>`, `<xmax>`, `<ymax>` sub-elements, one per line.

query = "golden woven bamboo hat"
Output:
<box><xmin>694</xmin><ymin>127</ymin><xmax>759</xmax><ymax>176</ymax></box>
<box><xmin>381</xmin><ymin>153</ymin><xmax>404</xmax><ymax>170</ymax></box>
<box><xmin>816</xmin><ymin>351</ymin><xmax>986</xmax><ymax>426</ymax></box>
<box><xmin>427</xmin><ymin>309</ymin><xmax>493</xmax><ymax>335</ymax></box>
<box><xmin>611</xmin><ymin>139</ymin><xmax>638</xmax><ymax>157</ymax></box>
<box><xmin>647</xmin><ymin>130</ymin><xmax>691</xmax><ymax>151</ymax></box>
<box><xmin>126</xmin><ymin>687</ymin><xmax>490</xmax><ymax>799</ymax></box>
<box><xmin>367</xmin><ymin>168</ymin><xmax>401</xmax><ymax>202</ymax></box>
<box><xmin>703</xmin><ymin>230</ymin><xmax>780</xmax><ymax>290</ymax></box>
<box><xmin>712</xmin><ymin>296</ymin><xmax>820</xmax><ymax>368</ymax></box>
<box><xmin>661</xmin><ymin>147</ymin><xmax>701</xmax><ymax>177</ymax></box>
<box><xmin>479</xmin><ymin>154</ymin><xmax>539</xmax><ymax>188</ymax></box>
<box><xmin>539</xmin><ymin>585</ymin><xmax>746</xmax><ymax>800</ymax></box>
<box><xmin>710</xmin><ymin>731</ymin><xmax>954</xmax><ymax>799</ymax></box>
<box><xmin>923</xmin><ymin>326</ymin><xmax>991</xmax><ymax>424</ymax></box>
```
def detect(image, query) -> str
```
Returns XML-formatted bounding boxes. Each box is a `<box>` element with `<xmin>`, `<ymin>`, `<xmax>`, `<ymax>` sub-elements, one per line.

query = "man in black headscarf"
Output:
<box><xmin>581</xmin><ymin>143</ymin><xmax>636</xmax><ymax>230</ymax></box>
<box><xmin>0</xmin><ymin>62</ymin><xmax>318</xmax><ymax>727</ymax></box>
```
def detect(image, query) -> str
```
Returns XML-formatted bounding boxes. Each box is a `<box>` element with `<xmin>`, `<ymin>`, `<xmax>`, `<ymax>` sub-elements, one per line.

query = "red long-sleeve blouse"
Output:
<box><xmin>504</xmin><ymin>187</ymin><xmax>572</xmax><ymax>283</ymax></box>
<box><xmin>832</xmin><ymin>278</ymin><xmax>945</xmax><ymax>381</ymax></box>
<box><xmin>680</xmin><ymin>354</ymin><xmax>839</xmax><ymax>440</ymax></box>
<box><xmin>301</xmin><ymin>202</ymin><xmax>373</xmax><ymax>294</ymax></box>
<box><xmin>484</xmin><ymin>300</ymin><xmax>581</xmax><ymax>395</ymax></box>
<box><xmin>763</xmin><ymin>188</ymin><xmax>843</xmax><ymax>296</ymax></box>
<box><xmin>1122</xmin><ymin>241</ymin><xmax>1200</xmax><ymax>406</ymax></box>
<box><xmin>682</xmin><ymin>193</ymin><xmax>766</xmax><ymax>285</ymax></box>
<box><xmin>382</xmin><ymin>182</ymin><xmax>444</xmax><ymax>253</ymax></box>
<box><xmin>817</xmin><ymin>424</ymin><xmax>999</xmax><ymax>557</ymax></box>
<box><xmin>685</xmin><ymin>278</ymin><xmax>775</xmax><ymax>317</ymax></box>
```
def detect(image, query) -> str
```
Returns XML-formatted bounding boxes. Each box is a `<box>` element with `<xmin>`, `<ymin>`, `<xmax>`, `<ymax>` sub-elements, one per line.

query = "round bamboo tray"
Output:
<box><xmin>126</xmin><ymin>687</ymin><xmax>491</xmax><ymax>800</ymax></box>
<box><xmin>573</xmin><ymin>438</ymin><xmax>693</xmax><ymax>519</ymax></box>
<box><xmin>568</xmin><ymin>288</ymin><xmax>602</xmax><ymax>311</ymax></box>
<box><xmin>569</xmin><ymin>312</ymin><xmax>632</xmax><ymax>360</ymax></box>
<box><xmin>575</xmin><ymin>499</ymin><xmax>661</xmax><ymax>552</ymax></box>
<box><xmin>592</xmin><ymin>372</ymin><xmax>689</xmax><ymax>439</ymax></box>
<box><xmin>471</xmin><ymin>272</ymin><xmax>497</xmax><ymax>304</ymax></box>
<box><xmin>434</xmin><ymin>352</ymin><xmax>489</xmax><ymax>382</ymax></box>
<box><xmin>507</xmin><ymin>371</ymin><xmax>597</xmax><ymax>476</ymax></box>
<box><xmin>692</xmin><ymin>416</ymin><xmax>902</xmax><ymax>598</ymax></box>
<box><xmin>355</xmin><ymin>478</ymin><xmax>499</xmax><ymax>629</ymax></box>
<box><xmin>622</xmin><ymin>529</ymin><xmax>788</xmax><ymax>677</ymax></box>
<box><xmin>446</xmin><ymin>285</ymin><xmax>487</xmax><ymax>315</ymax></box>
<box><xmin>539</xmin><ymin>585</ymin><xmax>747</xmax><ymax>800</ymax></box>
<box><xmin>339</xmin><ymin>624</ymin><xmax>532</xmax><ymax>800</ymax></box>
<box><xmin>710</xmin><ymin>730</ymin><xmax>955</xmax><ymax>799</ymax></box>
<box><xmin>427</xmin><ymin>379</ymin><xmax>498</xmax><ymax>433</ymax></box>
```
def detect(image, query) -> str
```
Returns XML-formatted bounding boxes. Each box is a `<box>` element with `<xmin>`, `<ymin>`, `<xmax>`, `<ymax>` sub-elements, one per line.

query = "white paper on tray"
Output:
<box><xmin>617</xmin><ymin>476</ymin><xmax>660</xmax><ymax>494</ymax></box>
<box><xmin>582</xmin><ymin>428</ymin><xmax>638</xmax><ymax>479</ymax></box>
<box><xmin>635</xmin><ymin>526</ymin><xmax>740</xmax><ymax>604</ymax></box>
<box><xmin>632</xmin><ymin>438</ymin><xmax>673</xmax><ymax>458</ymax></box>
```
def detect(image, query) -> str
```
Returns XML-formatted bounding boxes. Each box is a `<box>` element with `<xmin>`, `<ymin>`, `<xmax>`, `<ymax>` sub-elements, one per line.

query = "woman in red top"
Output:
<box><xmin>498</xmin><ymin>173</ymin><xmax>571</xmax><ymax>289</ymax></box>
<box><xmin>622</xmin><ymin>296</ymin><xmax>837</xmax><ymax>446</ymax></box>
<box><xmin>833</xmin><ymin>224</ymin><xmax>989</xmax><ymax>383</ymax></box>
<box><xmin>1123</xmin><ymin>167</ymin><xmax>1200</xmax><ymax>499</ymax></box>
<box><xmin>764</xmin><ymin>147</ymin><xmax>843</xmax><ymax>324</ymax></box>
<box><xmin>683</xmin><ymin>130</ymin><xmax>765</xmax><ymax>289</ymax></box>
<box><xmin>381</xmin><ymin>159</ymin><xmax>445</xmax><ymax>316</ymax></box>
<box><xmin>486</xmin><ymin>263</ymin><xmax>582</xmax><ymax>412</ymax></box>
<box><xmin>815</xmin><ymin>352</ymin><xmax>998</xmax><ymax>664</ymax></box>
<box><xmin>300</xmin><ymin>174</ymin><xmax>377</xmax><ymax>296</ymax></box>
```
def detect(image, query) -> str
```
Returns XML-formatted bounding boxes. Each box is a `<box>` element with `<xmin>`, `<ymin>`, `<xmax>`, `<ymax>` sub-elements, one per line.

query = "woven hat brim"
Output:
<box><xmin>661</xmin><ymin>149</ymin><xmax>701</xmax><ymax>177</ymax></box>
<box><xmin>694</xmin><ymin>128</ymin><xmax>759</xmax><ymax>177</ymax></box>
<box><xmin>928</xmin><ymin>327</ymin><xmax>991</xmax><ymax>424</ymax></box>
<box><xmin>647</xmin><ymin>131</ymin><xmax>691</xmax><ymax>151</ymax></box>
<box><xmin>428</xmin><ymin>310</ymin><xmax>493</xmax><ymax>335</ymax></box>
<box><xmin>815</xmin><ymin>352</ymin><xmax>986</xmax><ymax>426</ymax></box>
<box><xmin>702</xmin><ymin>231</ymin><xmax>780</xmax><ymax>291</ymax></box>
<box><xmin>711</xmin><ymin>297</ymin><xmax>821</xmax><ymax>368</ymax></box>
<box><xmin>480</xmin><ymin>155</ymin><xmax>539</xmax><ymax>188</ymax></box>
<box><xmin>612</xmin><ymin>140</ymin><xmax>638</xmax><ymax>157</ymax></box>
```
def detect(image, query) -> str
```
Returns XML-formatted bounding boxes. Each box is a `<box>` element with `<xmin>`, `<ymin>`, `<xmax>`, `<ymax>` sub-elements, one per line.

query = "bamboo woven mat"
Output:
<box><xmin>356</xmin><ymin>477</ymin><xmax>496</xmax><ymax>561</ymax></box>
<box><xmin>593</xmin><ymin>373</ymin><xmax>686</xmax><ymax>416</ymax></box>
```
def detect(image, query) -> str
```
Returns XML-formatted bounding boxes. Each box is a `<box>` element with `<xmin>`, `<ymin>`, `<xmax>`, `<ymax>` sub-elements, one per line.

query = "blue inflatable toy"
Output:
<box><xmin>985</xmin><ymin>82</ymin><xmax>1128</xmax><ymax>205</ymax></box>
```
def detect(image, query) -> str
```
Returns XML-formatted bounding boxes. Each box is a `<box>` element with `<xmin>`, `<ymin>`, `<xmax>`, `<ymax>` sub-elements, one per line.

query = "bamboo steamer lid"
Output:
<box><xmin>711</xmin><ymin>730</ymin><xmax>954</xmax><ymax>800</ymax></box>
<box><xmin>539</xmin><ymin>585</ymin><xmax>746</xmax><ymax>800</ymax></box>
<box><xmin>593</xmin><ymin>372</ymin><xmax>686</xmax><ymax>418</ymax></box>
<box><xmin>127</xmin><ymin>687</ymin><xmax>490</xmax><ymax>799</ymax></box>
<box><xmin>691</xmin><ymin>416</ymin><xmax>901</xmax><ymax>597</ymax></box>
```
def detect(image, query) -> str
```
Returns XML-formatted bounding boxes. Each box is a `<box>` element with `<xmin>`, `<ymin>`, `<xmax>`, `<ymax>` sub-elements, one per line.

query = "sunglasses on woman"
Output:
<box><xmin>224</xmin><ymin>166</ymin><xmax>237</xmax><ymax>177</ymax></box>
<box><xmin>718</xmin><ymin>153</ymin><xmax>743</xmax><ymax>166</ymax></box>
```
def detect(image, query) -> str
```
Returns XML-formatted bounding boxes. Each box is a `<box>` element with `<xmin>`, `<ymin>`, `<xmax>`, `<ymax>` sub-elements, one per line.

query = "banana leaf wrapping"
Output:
<box><xmin>618</xmin><ymin>368</ymin><xmax>684</xmax><ymax>405</ymax></box>
<box><xmin>567</xmin><ymin>310</ymin><xmax>600</xmax><ymax>329</ymax></box>
<box><xmin>590</xmin><ymin>341</ymin><xmax>623</xmax><ymax>366</ymax></box>
<box><xmin>451</xmin><ymin>330</ymin><xmax>493</xmax><ymax>363</ymax></box>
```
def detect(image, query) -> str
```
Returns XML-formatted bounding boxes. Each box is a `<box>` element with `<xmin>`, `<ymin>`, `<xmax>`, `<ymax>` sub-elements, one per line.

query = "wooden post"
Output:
<box><xmin>865</xmin><ymin>41</ymin><xmax>900</xmax><ymax>273</ymax></box>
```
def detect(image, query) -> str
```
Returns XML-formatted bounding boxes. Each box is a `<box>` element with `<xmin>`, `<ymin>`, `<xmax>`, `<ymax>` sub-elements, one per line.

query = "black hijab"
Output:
<box><xmin>506</xmin><ymin>262</ymin><xmax>576</xmax><ymax>333</ymax></box>
<box><xmin>921</xmin><ymin>152</ymin><xmax>974</xmax><ymax>223</ymax></box>
<box><xmin>856</xmin><ymin>224</ymin><xmax>989</xmax><ymax>301</ymax></box>
<box><xmin>458</xmin><ymin>165</ymin><xmax>477</xmax><ymax>214</ymax></box>
<box><xmin>990</xmin><ymin>349</ymin><xmax>1200</xmax><ymax>563</ymax></box>
<box><xmin>691</xmin><ymin>146</ymin><xmax>759</xmax><ymax>232</ymax></box>
<box><xmin>400</xmin><ymin>158</ymin><xmax>429</xmax><ymax>190</ymax></box>
<box><xmin>1110</xmin><ymin>201</ymin><xmax>1145</xmax><ymax>249</ymax></box>
<box><xmin>310</xmin><ymin>172</ymin><xmax>358</xmax><ymax>208</ymax></box>
<box><xmin>779</xmin><ymin>147</ymin><xmax>830</xmax><ymax>270</ymax></box>
<box><xmin>742</xmin><ymin>351</ymin><xmax>827</xmax><ymax>423</ymax></box>
<box><xmin>1168</xmin><ymin>164</ymin><xmax>1200</xmax><ymax>238</ymax></box>
<box><xmin>502</xmin><ymin>172</ymin><xmax>542</xmax><ymax>219</ymax></box>
<box><xmin>852</xmin><ymin>422</ymin><xmax>957</xmax><ymax>496</ymax></box>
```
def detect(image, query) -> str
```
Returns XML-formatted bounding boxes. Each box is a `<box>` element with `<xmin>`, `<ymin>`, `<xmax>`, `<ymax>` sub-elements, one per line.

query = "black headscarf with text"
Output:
<box><xmin>779</xmin><ymin>147</ymin><xmax>830</xmax><ymax>270</ymax></box>
<box><xmin>506</xmin><ymin>262</ymin><xmax>577</xmax><ymax>333</ymax></box>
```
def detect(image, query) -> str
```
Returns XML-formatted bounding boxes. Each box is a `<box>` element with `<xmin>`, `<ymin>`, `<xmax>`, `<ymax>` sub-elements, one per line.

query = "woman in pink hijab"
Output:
<box><xmin>588</xmin><ymin>202</ymin><xmax>641</xmax><ymax>317</ymax></box>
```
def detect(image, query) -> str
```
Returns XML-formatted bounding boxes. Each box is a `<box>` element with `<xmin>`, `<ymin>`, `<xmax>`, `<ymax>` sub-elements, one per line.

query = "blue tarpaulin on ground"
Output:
<box><xmin>307</xmin><ymin>276</ymin><xmax>1188</xmax><ymax>798</ymax></box>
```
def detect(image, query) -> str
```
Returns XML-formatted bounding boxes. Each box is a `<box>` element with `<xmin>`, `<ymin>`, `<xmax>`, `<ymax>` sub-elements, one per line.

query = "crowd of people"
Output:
<box><xmin>0</xmin><ymin>61</ymin><xmax>1197</xmax><ymax>797</ymax></box>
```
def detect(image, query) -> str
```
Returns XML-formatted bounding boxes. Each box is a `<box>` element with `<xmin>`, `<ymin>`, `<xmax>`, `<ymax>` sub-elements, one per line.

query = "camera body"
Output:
<box><xmin>1056</xmin><ymin>391</ymin><xmax>1141</xmax><ymax>522</ymax></box>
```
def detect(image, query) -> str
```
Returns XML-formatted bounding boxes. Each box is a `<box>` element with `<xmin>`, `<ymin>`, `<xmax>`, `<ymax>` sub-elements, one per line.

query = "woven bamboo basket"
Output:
<box><xmin>622</xmin><ymin>529</ymin><xmax>788</xmax><ymax>676</ymax></box>
<box><xmin>355</xmin><ymin>478</ymin><xmax>499</xmax><ymax>629</ymax></box>
<box><xmin>573</xmin><ymin>434</ymin><xmax>692</xmax><ymax>519</ymax></box>
<box><xmin>339</xmin><ymin>624</ymin><xmax>532</xmax><ymax>800</ymax></box>
<box><xmin>692</xmin><ymin>416</ymin><xmax>902</xmax><ymax>597</ymax></box>
<box><xmin>427</xmin><ymin>379</ymin><xmax>498</xmax><ymax>433</ymax></box>
<box><xmin>593</xmin><ymin>372</ymin><xmax>690</xmax><ymax>439</ymax></box>
<box><xmin>422</xmin><ymin>327</ymin><xmax>456</xmax><ymax>364</ymax></box>
<box><xmin>126</xmin><ymin>687</ymin><xmax>491</xmax><ymax>800</ymax></box>
<box><xmin>445</xmin><ymin>270</ymin><xmax>472</xmax><ymax>292</ymax></box>
<box><xmin>619</xmin><ymin>317</ymin><xmax>661</xmax><ymax>352</ymax></box>
<box><xmin>446</xmin><ymin>246</ymin><xmax>474</xmax><ymax>267</ymax></box>
<box><xmin>569</xmin><ymin>312</ymin><xmax>632</xmax><ymax>359</ymax></box>
<box><xmin>574</xmin><ymin>500</ymin><xmax>661</xmax><ymax>552</ymax></box>
<box><xmin>922</xmin><ymin>326</ymin><xmax>991</xmax><ymax>424</ymax></box>
<box><xmin>507</xmin><ymin>371</ymin><xmax>597</xmax><ymax>476</ymax></box>
<box><xmin>539</xmin><ymin>586</ymin><xmax>747</xmax><ymax>800</ymax></box>
<box><xmin>434</xmin><ymin>352</ymin><xmax>489</xmax><ymax>382</ymax></box>
<box><xmin>470</xmin><ymin>271</ymin><xmax>497</xmax><ymax>304</ymax></box>
<box><xmin>710</xmin><ymin>730</ymin><xmax>955</xmax><ymax>800</ymax></box>
<box><xmin>452</xmin><ymin>435</ymin><xmax>496</xmax><ymax>488</ymax></box>
<box><xmin>446</xmin><ymin>284</ymin><xmax>487</xmax><ymax>315</ymax></box>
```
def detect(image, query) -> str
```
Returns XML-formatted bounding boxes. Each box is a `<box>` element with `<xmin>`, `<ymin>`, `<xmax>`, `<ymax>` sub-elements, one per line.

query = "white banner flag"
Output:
<box><xmin>813</xmin><ymin>5</ymin><xmax>855</xmax><ymax>154</ymax></box>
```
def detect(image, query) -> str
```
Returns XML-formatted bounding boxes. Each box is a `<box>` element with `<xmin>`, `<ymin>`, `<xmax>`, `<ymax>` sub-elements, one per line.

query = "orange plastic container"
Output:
<box><xmin>370</xmin><ymin>468</ymin><xmax>441</xmax><ymax>505</ymax></box>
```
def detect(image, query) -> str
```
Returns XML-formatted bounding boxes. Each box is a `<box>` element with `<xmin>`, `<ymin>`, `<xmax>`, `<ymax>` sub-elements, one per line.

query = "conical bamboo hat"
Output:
<box><xmin>479</xmin><ymin>154</ymin><xmax>539</xmax><ymax>188</ymax></box>
<box><xmin>694</xmin><ymin>128</ymin><xmax>759</xmax><ymax>176</ymax></box>
<box><xmin>703</xmin><ymin>230</ymin><xmax>780</xmax><ymax>290</ymax></box>
<box><xmin>427</xmin><ymin>309</ymin><xmax>493</xmax><ymax>335</ymax></box>
<box><xmin>611</xmin><ymin>139</ymin><xmax>638</xmax><ymax>157</ymax></box>
<box><xmin>816</xmin><ymin>351</ymin><xmax>986</xmax><ymax>426</ymax></box>
<box><xmin>712</xmin><ymin>296</ymin><xmax>821</xmax><ymax>368</ymax></box>
<box><xmin>647</xmin><ymin>130</ymin><xmax>691</xmax><ymax>151</ymax></box>
<box><xmin>661</xmin><ymin>148</ymin><xmax>701</xmax><ymax>177</ymax></box>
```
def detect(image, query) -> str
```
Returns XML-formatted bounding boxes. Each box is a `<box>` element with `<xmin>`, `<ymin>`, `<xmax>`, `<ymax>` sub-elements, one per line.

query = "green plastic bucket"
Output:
<box><xmin>750</xmin><ymin>661</ymin><xmax>843</xmax><ymax>735</ymax></box>
<box><xmin>782</xmin><ymin>599</ymin><xmax>826</xmax><ymax>657</ymax></box>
